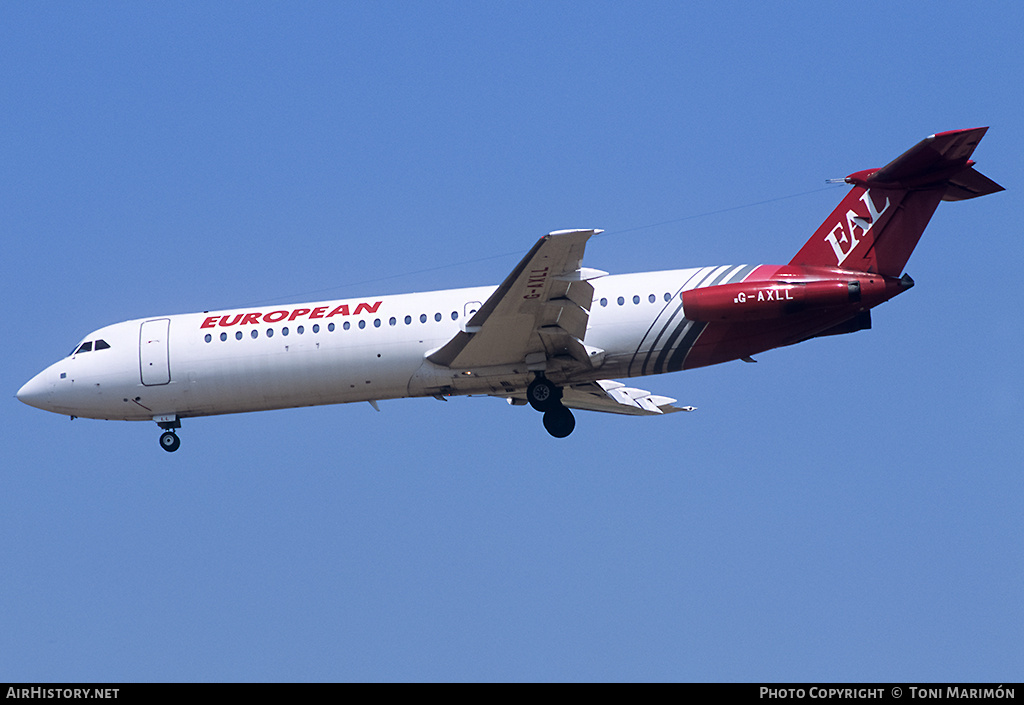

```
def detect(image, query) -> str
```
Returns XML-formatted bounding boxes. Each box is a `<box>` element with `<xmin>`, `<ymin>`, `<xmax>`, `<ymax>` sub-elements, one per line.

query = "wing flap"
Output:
<box><xmin>513</xmin><ymin>379</ymin><xmax>696</xmax><ymax>416</ymax></box>
<box><xmin>543</xmin><ymin>296</ymin><xmax>589</xmax><ymax>339</ymax></box>
<box><xmin>427</xmin><ymin>229</ymin><xmax>603</xmax><ymax>369</ymax></box>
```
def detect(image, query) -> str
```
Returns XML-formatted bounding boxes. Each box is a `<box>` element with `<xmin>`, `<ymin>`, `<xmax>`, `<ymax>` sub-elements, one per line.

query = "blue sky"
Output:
<box><xmin>2</xmin><ymin>2</ymin><xmax>1021</xmax><ymax>682</ymax></box>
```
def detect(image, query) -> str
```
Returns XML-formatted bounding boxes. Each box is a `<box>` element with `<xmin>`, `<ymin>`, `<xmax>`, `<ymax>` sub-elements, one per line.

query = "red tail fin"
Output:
<box><xmin>790</xmin><ymin>128</ymin><xmax>1003</xmax><ymax>276</ymax></box>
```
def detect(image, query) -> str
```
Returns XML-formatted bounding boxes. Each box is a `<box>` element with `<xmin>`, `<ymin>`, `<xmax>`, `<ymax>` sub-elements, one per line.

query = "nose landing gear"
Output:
<box><xmin>527</xmin><ymin>376</ymin><xmax>575</xmax><ymax>438</ymax></box>
<box><xmin>155</xmin><ymin>415</ymin><xmax>181</xmax><ymax>453</ymax></box>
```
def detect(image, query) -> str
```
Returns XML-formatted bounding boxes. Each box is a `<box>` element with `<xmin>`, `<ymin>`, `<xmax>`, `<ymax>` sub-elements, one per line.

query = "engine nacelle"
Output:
<box><xmin>681</xmin><ymin>280</ymin><xmax>863</xmax><ymax>322</ymax></box>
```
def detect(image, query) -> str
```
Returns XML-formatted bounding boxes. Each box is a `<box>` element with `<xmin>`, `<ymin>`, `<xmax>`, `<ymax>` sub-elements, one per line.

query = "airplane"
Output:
<box><xmin>17</xmin><ymin>128</ymin><xmax>1003</xmax><ymax>451</ymax></box>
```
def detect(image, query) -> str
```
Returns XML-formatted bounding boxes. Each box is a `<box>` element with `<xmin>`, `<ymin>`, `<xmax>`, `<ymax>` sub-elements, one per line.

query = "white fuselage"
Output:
<box><xmin>17</xmin><ymin>267</ymin><xmax>745</xmax><ymax>422</ymax></box>
<box><xmin>17</xmin><ymin>129</ymin><xmax>1001</xmax><ymax>447</ymax></box>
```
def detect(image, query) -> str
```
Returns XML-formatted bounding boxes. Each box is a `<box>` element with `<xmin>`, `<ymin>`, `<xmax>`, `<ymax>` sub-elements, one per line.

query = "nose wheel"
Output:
<box><xmin>155</xmin><ymin>415</ymin><xmax>182</xmax><ymax>452</ymax></box>
<box><xmin>159</xmin><ymin>431</ymin><xmax>181</xmax><ymax>452</ymax></box>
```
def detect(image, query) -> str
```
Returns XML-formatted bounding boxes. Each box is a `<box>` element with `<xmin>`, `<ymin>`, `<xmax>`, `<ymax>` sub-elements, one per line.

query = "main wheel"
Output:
<box><xmin>527</xmin><ymin>377</ymin><xmax>562</xmax><ymax>412</ymax></box>
<box><xmin>542</xmin><ymin>407</ymin><xmax>575</xmax><ymax>438</ymax></box>
<box><xmin>159</xmin><ymin>431</ymin><xmax>181</xmax><ymax>453</ymax></box>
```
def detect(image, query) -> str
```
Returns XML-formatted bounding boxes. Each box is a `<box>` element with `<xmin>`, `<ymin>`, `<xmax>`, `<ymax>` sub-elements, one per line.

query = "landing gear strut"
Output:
<box><xmin>156</xmin><ymin>416</ymin><xmax>181</xmax><ymax>453</ymax></box>
<box><xmin>527</xmin><ymin>375</ymin><xmax>575</xmax><ymax>437</ymax></box>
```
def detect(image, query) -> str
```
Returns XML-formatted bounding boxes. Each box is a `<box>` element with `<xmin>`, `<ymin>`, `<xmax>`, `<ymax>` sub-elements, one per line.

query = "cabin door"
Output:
<box><xmin>140</xmin><ymin>318</ymin><xmax>171</xmax><ymax>386</ymax></box>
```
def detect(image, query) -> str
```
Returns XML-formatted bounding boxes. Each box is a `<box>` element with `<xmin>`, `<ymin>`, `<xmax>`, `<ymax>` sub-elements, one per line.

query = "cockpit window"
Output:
<box><xmin>70</xmin><ymin>339</ymin><xmax>110</xmax><ymax>356</ymax></box>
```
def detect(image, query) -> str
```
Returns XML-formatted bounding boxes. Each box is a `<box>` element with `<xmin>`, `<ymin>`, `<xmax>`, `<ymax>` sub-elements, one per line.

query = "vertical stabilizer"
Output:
<box><xmin>790</xmin><ymin>128</ymin><xmax>1002</xmax><ymax>276</ymax></box>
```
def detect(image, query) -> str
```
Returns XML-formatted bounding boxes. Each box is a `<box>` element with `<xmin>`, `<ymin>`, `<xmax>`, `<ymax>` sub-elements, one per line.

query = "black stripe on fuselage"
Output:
<box><xmin>642</xmin><ymin>263</ymin><xmax>757</xmax><ymax>375</ymax></box>
<box><xmin>647</xmin><ymin>265</ymin><xmax>743</xmax><ymax>375</ymax></box>
<box><xmin>629</xmin><ymin>267</ymin><xmax>708</xmax><ymax>377</ymax></box>
<box><xmin>664</xmin><ymin>321</ymin><xmax>707</xmax><ymax>372</ymax></box>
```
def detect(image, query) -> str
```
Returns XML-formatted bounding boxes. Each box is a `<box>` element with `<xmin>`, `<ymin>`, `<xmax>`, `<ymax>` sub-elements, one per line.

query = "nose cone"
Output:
<box><xmin>16</xmin><ymin>370</ymin><xmax>54</xmax><ymax>411</ymax></box>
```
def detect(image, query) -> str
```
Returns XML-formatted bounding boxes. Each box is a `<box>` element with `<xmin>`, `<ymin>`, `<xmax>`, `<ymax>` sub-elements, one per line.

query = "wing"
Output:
<box><xmin>427</xmin><ymin>229</ymin><xmax>608</xmax><ymax>370</ymax></box>
<box><xmin>507</xmin><ymin>379</ymin><xmax>695</xmax><ymax>416</ymax></box>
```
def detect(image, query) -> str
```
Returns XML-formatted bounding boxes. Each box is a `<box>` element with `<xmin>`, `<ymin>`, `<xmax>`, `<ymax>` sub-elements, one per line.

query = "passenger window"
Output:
<box><xmin>617</xmin><ymin>297</ymin><xmax>624</xmax><ymax>306</ymax></box>
<box><xmin>251</xmin><ymin>330</ymin><xmax>258</xmax><ymax>339</ymax></box>
<box><xmin>451</xmin><ymin>311</ymin><xmax>458</xmax><ymax>320</ymax></box>
<box><xmin>282</xmin><ymin>327</ymin><xmax>289</xmax><ymax>336</ymax></box>
<box><xmin>358</xmin><ymin>320</ymin><xmax>366</xmax><ymax>329</ymax></box>
<box><xmin>664</xmin><ymin>293</ymin><xmax>671</xmax><ymax>302</ymax></box>
<box><xmin>220</xmin><ymin>332</ymin><xmax>227</xmax><ymax>341</ymax></box>
<box><xmin>344</xmin><ymin>322</ymin><xmax>351</xmax><ymax>331</ymax></box>
<box><xmin>600</xmin><ymin>298</ymin><xmax>607</xmax><ymax>307</ymax></box>
<box><xmin>434</xmin><ymin>313</ymin><xmax>442</xmax><ymax>322</ymax></box>
<box><xmin>204</xmin><ymin>334</ymin><xmax>212</xmax><ymax>343</ymax></box>
<box><xmin>235</xmin><ymin>331</ymin><xmax>243</xmax><ymax>340</ymax></box>
<box><xmin>633</xmin><ymin>295</ymin><xmax>640</xmax><ymax>305</ymax></box>
<box><xmin>328</xmin><ymin>323</ymin><xmax>335</xmax><ymax>332</ymax></box>
<box><xmin>405</xmin><ymin>315</ymin><xmax>412</xmax><ymax>325</ymax></box>
<box><xmin>374</xmin><ymin>319</ymin><xmax>381</xmax><ymax>328</ymax></box>
<box><xmin>94</xmin><ymin>339</ymin><xmax>111</xmax><ymax>350</ymax></box>
<box><xmin>420</xmin><ymin>314</ymin><xmax>427</xmax><ymax>323</ymax></box>
<box><xmin>297</xmin><ymin>325</ymin><xmax>304</xmax><ymax>334</ymax></box>
<box><xmin>389</xmin><ymin>317</ymin><xmax>397</xmax><ymax>326</ymax></box>
<box><xmin>312</xmin><ymin>324</ymin><xmax>319</xmax><ymax>333</ymax></box>
<box><xmin>648</xmin><ymin>294</ymin><xmax>656</xmax><ymax>303</ymax></box>
<box><xmin>267</xmin><ymin>328</ymin><xmax>274</xmax><ymax>338</ymax></box>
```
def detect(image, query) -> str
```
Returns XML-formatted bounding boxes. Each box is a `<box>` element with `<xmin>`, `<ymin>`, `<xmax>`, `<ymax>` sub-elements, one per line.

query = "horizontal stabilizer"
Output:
<box><xmin>863</xmin><ymin>127</ymin><xmax>993</xmax><ymax>189</ymax></box>
<box><xmin>943</xmin><ymin>166</ymin><xmax>1005</xmax><ymax>201</ymax></box>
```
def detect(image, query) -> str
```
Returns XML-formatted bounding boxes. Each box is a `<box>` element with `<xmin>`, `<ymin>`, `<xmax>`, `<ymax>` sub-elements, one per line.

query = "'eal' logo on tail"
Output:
<box><xmin>824</xmin><ymin>190</ymin><xmax>890</xmax><ymax>266</ymax></box>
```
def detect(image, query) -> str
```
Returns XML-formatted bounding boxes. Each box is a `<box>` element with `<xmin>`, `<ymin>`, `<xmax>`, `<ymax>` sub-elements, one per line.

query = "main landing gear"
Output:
<box><xmin>527</xmin><ymin>376</ymin><xmax>575</xmax><ymax>438</ymax></box>
<box><xmin>155</xmin><ymin>416</ymin><xmax>181</xmax><ymax>453</ymax></box>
